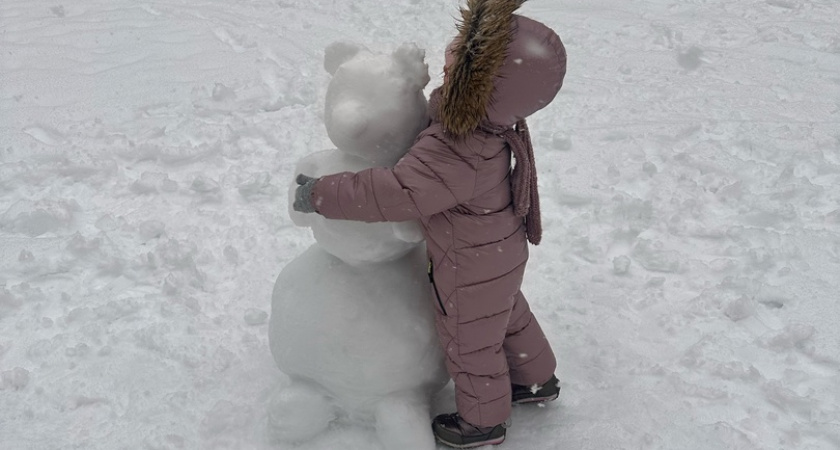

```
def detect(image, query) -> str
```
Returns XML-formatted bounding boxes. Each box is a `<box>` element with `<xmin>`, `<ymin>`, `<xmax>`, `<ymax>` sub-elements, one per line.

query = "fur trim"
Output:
<box><xmin>440</xmin><ymin>0</ymin><xmax>526</xmax><ymax>136</ymax></box>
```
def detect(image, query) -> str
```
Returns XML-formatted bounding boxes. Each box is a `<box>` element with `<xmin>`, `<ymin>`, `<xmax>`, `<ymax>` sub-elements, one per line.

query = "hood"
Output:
<box><xmin>440</xmin><ymin>0</ymin><xmax>567</xmax><ymax>135</ymax></box>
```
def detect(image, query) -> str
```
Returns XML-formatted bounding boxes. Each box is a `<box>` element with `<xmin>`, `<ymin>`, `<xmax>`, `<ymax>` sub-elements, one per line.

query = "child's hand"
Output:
<box><xmin>293</xmin><ymin>174</ymin><xmax>318</xmax><ymax>214</ymax></box>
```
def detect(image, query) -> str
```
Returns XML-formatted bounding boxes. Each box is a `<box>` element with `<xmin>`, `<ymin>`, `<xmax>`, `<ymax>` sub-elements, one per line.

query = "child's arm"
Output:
<box><xmin>297</xmin><ymin>135</ymin><xmax>476</xmax><ymax>223</ymax></box>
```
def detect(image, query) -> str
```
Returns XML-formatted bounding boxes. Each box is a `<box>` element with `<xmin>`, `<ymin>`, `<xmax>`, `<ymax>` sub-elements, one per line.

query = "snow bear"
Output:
<box><xmin>288</xmin><ymin>41</ymin><xmax>431</xmax><ymax>265</ymax></box>
<box><xmin>268</xmin><ymin>42</ymin><xmax>448</xmax><ymax>450</ymax></box>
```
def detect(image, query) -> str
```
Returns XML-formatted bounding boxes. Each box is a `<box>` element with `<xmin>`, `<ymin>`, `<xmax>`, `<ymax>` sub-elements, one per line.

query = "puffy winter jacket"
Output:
<box><xmin>310</xmin><ymin>11</ymin><xmax>566</xmax><ymax>427</ymax></box>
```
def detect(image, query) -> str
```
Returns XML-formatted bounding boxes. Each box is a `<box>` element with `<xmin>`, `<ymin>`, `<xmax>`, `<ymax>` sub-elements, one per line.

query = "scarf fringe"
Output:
<box><xmin>504</xmin><ymin>120</ymin><xmax>542</xmax><ymax>246</ymax></box>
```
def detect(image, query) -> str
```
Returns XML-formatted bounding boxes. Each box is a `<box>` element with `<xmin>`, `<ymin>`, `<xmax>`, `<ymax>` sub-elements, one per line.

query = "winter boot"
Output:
<box><xmin>511</xmin><ymin>374</ymin><xmax>561</xmax><ymax>405</ymax></box>
<box><xmin>431</xmin><ymin>413</ymin><xmax>508</xmax><ymax>448</ymax></box>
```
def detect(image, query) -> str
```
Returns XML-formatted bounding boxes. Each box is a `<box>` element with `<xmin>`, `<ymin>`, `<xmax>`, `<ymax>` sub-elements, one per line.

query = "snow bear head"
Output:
<box><xmin>323</xmin><ymin>42</ymin><xmax>431</xmax><ymax>166</ymax></box>
<box><xmin>288</xmin><ymin>43</ymin><xmax>429</xmax><ymax>266</ymax></box>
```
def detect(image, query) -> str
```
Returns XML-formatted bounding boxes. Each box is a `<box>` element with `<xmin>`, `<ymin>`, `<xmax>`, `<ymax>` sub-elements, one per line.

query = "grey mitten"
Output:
<box><xmin>293</xmin><ymin>174</ymin><xmax>318</xmax><ymax>213</ymax></box>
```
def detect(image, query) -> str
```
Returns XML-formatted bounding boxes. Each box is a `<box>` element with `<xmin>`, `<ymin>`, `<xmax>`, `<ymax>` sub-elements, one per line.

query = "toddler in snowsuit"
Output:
<box><xmin>293</xmin><ymin>0</ymin><xmax>567</xmax><ymax>447</ymax></box>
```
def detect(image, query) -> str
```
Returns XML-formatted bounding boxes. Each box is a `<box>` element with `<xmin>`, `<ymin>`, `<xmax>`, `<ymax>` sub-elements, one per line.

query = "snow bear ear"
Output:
<box><xmin>391</xmin><ymin>43</ymin><xmax>430</xmax><ymax>90</ymax></box>
<box><xmin>324</xmin><ymin>42</ymin><xmax>366</xmax><ymax>75</ymax></box>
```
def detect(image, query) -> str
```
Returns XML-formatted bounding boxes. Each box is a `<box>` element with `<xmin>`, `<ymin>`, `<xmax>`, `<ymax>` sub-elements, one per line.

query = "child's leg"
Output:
<box><xmin>503</xmin><ymin>290</ymin><xmax>557</xmax><ymax>386</ymax></box>
<box><xmin>435</xmin><ymin>292</ymin><xmax>515</xmax><ymax>428</ymax></box>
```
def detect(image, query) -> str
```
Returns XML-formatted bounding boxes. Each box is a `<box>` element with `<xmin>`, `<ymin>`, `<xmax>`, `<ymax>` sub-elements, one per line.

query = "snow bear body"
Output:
<box><xmin>268</xmin><ymin>42</ymin><xmax>447</xmax><ymax>449</ymax></box>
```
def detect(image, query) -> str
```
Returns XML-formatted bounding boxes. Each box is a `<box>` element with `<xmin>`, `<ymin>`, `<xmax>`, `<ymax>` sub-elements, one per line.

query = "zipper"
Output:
<box><xmin>427</xmin><ymin>260</ymin><xmax>448</xmax><ymax>316</ymax></box>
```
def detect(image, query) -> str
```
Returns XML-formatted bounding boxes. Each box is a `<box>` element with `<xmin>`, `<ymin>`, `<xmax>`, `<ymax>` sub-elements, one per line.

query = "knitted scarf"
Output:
<box><xmin>428</xmin><ymin>88</ymin><xmax>542</xmax><ymax>245</ymax></box>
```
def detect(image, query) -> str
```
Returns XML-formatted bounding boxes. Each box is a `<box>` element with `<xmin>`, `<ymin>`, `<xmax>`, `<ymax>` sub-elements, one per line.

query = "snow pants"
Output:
<box><xmin>432</xmin><ymin>287</ymin><xmax>557</xmax><ymax>427</ymax></box>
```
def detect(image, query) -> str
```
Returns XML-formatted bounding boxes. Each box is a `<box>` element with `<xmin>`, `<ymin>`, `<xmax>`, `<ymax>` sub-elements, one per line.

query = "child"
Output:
<box><xmin>293</xmin><ymin>0</ymin><xmax>566</xmax><ymax>447</ymax></box>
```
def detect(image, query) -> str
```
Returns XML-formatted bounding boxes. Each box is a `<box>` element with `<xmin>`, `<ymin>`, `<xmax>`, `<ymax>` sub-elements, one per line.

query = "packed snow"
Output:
<box><xmin>270</xmin><ymin>42</ymin><xmax>446</xmax><ymax>450</ymax></box>
<box><xmin>1</xmin><ymin>0</ymin><xmax>839</xmax><ymax>449</ymax></box>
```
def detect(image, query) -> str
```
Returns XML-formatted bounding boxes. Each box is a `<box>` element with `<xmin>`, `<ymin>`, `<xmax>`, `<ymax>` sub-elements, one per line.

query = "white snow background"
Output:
<box><xmin>2</xmin><ymin>0</ymin><xmax>840</xmax><ymax>449</ymax></box>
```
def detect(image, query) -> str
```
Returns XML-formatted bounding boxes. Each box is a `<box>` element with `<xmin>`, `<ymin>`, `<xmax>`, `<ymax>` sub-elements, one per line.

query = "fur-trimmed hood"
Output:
<box><xmin>440</xmin><ymin>0</ymin><xmax>567</xmax><ymax>135</ymax></box>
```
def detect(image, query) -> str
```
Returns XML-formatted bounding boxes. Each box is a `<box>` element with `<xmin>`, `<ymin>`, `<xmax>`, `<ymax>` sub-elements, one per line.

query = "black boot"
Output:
<box><xmin>511</xmin><ymin>374</ymin><xmax>560</xmax><ymax>405</ymax></box>
<box><xmin>431</xmin><ymin>413</ymin><xmax>507</xmax><ymax>448</ymax></box>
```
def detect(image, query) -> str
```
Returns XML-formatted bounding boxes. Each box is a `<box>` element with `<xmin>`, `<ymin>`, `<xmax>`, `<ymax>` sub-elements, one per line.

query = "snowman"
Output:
<box><xmin>267</xmin><ymin>42</ymin><xmax>449</xmax><ymax>449</ymax></box>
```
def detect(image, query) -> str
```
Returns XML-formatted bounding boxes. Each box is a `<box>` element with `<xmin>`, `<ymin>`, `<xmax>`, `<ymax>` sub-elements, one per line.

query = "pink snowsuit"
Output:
<box><xmin>309</xmin><ymin>14</ymin><xmax>567</xmax><ymax>427</ymax></box>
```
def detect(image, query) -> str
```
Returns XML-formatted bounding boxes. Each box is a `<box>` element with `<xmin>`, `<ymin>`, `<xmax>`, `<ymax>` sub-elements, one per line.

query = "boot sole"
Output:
<box><xmin>434</xmin><ymin>435</ymin><xmax>506</xmax><ymax>448</ymax></box>
<box><xmin>512</xmin><ymin>392</ymin><xmax>559</xmax><ymax>405</ymax></box>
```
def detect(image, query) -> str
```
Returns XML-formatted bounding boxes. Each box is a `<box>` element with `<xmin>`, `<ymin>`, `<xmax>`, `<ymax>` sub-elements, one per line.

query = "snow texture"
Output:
<box><xmin>268</xmin><ymin>41</ymin><xmax>446</xmax><ymax>449</ymax></box>
<box><xmin>323</xmin><ymin>43</ymin><xmax>430</xmax><ymax>166</ymax></box>
<box><xmin>1</xmin><ymin>0</ymin><xmax>839</xmax><ymax>449</ymax></box>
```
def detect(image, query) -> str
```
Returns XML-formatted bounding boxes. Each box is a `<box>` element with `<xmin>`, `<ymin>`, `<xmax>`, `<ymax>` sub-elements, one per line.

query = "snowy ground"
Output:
<box><xmin>2</xmin><ymin>0</ymin><xmax>840</xmax><ymax>449</ymax></box>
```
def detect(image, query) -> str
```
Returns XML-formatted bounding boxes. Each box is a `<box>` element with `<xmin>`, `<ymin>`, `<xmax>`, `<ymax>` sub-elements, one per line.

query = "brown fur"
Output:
<box><xmin>440</xmin><ymin>0</ymin><xmax>526</xmax><ymax>136</ymax></box>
